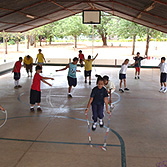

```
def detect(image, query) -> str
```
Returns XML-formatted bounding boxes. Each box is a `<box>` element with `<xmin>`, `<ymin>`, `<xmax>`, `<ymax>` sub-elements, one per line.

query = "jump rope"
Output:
<box><xmin>0</xmin><ymin>110</ymin><xmax>7</xmax><ymax>128</ymax></box>
<box><xmin>85</xmin><ymin>105</ymin><xmax>114</xmax><ymax>151</ymax></box>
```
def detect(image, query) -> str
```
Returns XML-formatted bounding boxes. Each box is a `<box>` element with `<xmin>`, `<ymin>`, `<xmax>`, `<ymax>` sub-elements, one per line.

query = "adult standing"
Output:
<box><xmin>133</xmin><ymin>52</ymin><xmax>147</xmax><ymax>79</ymax></box>
<box><xmin>23</xmin><ymin>55</ymin><xmax>33</xmax><ymax>77</ymax></box>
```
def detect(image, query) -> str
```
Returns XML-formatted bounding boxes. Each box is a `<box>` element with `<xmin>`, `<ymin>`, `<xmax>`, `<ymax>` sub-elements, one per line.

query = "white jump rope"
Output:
<box><xmin>0</xmin><ymin>110</ymin><xmax>7</xmax><ymax>128</ymax></box>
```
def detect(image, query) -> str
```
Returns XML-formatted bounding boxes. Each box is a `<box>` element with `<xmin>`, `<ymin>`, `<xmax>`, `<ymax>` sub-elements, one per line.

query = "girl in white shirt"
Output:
<box><xmin>119</xmin><ymin>59</ymin><xmax>135</xmax><ymax>93</ymax></box>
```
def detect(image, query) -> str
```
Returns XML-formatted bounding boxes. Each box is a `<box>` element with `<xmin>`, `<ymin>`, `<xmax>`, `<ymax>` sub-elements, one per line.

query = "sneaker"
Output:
<box><xmin>68</xmin><ymin>94</ymin><xmax>72</xmax><ymax>98</ymax></box>
<box><xmin>99</xmin><ymin>120</ymin><xmax>104</xmax><ymax>128</ymax></box>
<box><xmin>119</xmin><ymin>88</ymin><xmax>124</xmax><ymax>93</ymax></box>
<box><xmin>138</xmin><ymin>76</ymin><xmax>140</xmax><ymax>79</ymax></box>
<box><xmin>92</xmin><ymin>123</ymin><xmax>97</xmax><ymax>131</ymax></box>
<box><xmin>163</xmin><ymin>88</ymin><xmax>167</xmax><ymax>93</ymax></box>
<box><xmin>18</xmin><ymin>85</ymin><xmax>22</xmax><ymax>88</ymax></box>
<box><xmin>110</xmin><ymin>104</ymin><xmax>115</xmax><ymax>108</ymax></box>
<box><xmin>135</xmin><ymin>77</ymin><xmax>137</xmax><ymax>79</ymax></box>
<box><xmin>14</xmin><ymin>86</ymin><xmax>18</xmax><ymax>89</ymax></box>
<box><xmin>30</xmin><ymin>108</ymin><xmax>35</xmax><ymax>112</ymax></box>
<box><xmin>89</xmin><ymin>81</ymin><xmax>91</xmax><ymax>85</ymax></box>
<box><xmin>85</xmin><ymin>80</ymin><xmax>87</xmax><ymax>83</ymax></box>
<box><xmin>37</xmin><ymin>107</ymin><xmax>42</xmax><ymax>112</ymax></box>
<box><xmin>124</xmin><ymin>88</ymin><xmax>129</xmax><ymax>91</ymax></box>
<box><xmin>160</xmin><ymin>87</ymin><xmax>164</xmax><ymax>92</ymax></box>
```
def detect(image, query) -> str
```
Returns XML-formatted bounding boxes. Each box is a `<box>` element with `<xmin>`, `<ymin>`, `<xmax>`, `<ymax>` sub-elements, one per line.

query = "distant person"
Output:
<box><xmin>119</xmin><ymin>59</ymin><xmax>135</xmax><ymax>93</ymax></box>
<box><xmin>158</xmin><ymin>57</ymin><xmax>167</xmax><ymax>93</ymax></box>
<box><xmin>35</xmin><ymin>49</ymin><xmax>46</xmax><ymax>66</ymax></box>
<box><xmin>30</xmin><ymin>65</ymin><xmax>54</xmax><ymax>112</ymax></box>
<box><xmin>56</xmin><ymin>57</ymin><xmax>81</xmax><ymax>98</ymax></box>
<box><xmin>133</xmin><ymin>52</ymin><xmax>147</xmax><ymax>79</ymax></box>
<box><xmin>12</xmin><ymin>57</ymin><xmax>22</xmax><ymax>89</ymax></box>
<box><xmin>103</xmin><ymin>75</ymin><xmax>115</xmax><ymax>108</ymax></box>
<box><xmin>23</xmin><ymin>55</ymin><xmax>33</xmax><ymax>77</ymax></box>
<box><xmin>85</xmin><ymin>75</ymin><xmax>110</xmax><ymax>131</ymax></box>
<box><xmin>83</xmin><ymin>53</ymin><xmax>98</xmax><ymax>85</ymax></box>
<box><xmin>78</xmin><ymin>50</ymin><xmax>85</xmax><ymax>67</ymax></box>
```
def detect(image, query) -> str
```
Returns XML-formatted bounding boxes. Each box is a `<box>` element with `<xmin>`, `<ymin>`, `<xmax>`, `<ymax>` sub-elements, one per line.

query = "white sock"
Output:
<box><xmin>17</xmin><ymin>80</ymin><xmax>19</xmax><ymax>85</ymax></box>
<box><xmin>99</xmin><ymin>119</ymin><xmax>103</xmax><ymax>122</ymax></box>
<box><xmin>68</xmin><ymin>93</ymin><xmax>71</xmax><ymax>95</ymax></box>
<box><xmin>161</xmin><ymin>86</ymin><xmax>164</xmax><ymax>89</ymax></box>
<box><xmin>30</xmin><ymin>106</ymin><xmax>34</xmax><ymax>108</ymax></box>
<box><xmin>37</xmin><ymin>106</ymin><xmax>40</xmax><ymax>108</ymax></box>
<box><xmin>15</xmin><ymin>81</ymin><xmax>17</xmax><ymax>86</ymax></box>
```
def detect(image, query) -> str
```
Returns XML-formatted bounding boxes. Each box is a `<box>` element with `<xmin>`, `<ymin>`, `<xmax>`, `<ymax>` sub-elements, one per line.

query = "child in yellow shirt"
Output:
<box><xmin>84</xmin><ymin>53</ymin><xmax>98</xmax><ymax>85</ymax></box>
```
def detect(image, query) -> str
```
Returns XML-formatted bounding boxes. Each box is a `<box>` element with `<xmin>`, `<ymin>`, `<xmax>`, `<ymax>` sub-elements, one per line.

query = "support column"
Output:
<box><xmin>3</xmin><ymin>30</ymin><xmax>6</xmax><ymax>62</ymax></box>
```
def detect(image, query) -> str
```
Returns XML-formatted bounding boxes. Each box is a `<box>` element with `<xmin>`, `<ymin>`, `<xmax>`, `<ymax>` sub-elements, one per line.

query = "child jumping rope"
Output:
<box><xmin>30</xmin><ymin>65</ymin><xmax>54</xmax><ymax>112</ymax></box>
<box><xmin>85</xmin><ymin>75</ymin><xmax>110</xmax><ymax>131</ymax></box>
<box><xmin>119</xmin><ymin>59</ymin><xmax>135</xmax><ymax>93</ymax></box>
<box><xmin>56</xmin><ymin>57</ymin><xmax>81</xmax><ymax>98</ymax></box>
<box><xmin>158</xmin><ymin>57</ymin><xmax>167</xmax><ymax>93</ymax></box>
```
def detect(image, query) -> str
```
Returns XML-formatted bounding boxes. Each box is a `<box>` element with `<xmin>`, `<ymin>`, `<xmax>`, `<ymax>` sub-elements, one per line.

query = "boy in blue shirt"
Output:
<box><xmin>56</xmin><ymin>57</ymin><xmax>81</xmax><ymax>98</ymax></box>
<box><xmin>85</xmin><ymin>75</ymin><xmax>110</xmax><ymax>131</ymax></box>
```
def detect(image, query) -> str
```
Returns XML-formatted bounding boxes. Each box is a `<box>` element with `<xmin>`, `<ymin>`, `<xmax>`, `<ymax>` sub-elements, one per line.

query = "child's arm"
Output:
<box><xmin>12</xmin><ymin>64</ymin><xmax>16</xmax><ymax>73</ymax></box>
<box><xmin>41</xmin><ymin>79</ymin><xmax>52</xmax><ymax>86</ymax></box>
<box><xmin>0</xmin><ymin>105</ymin><xmax>5</xmax><ymax>111</ymax></box>
<box><xmin>85</xmin><ymin>97</ymin><xmax>93</xmax><ymax>114</ymax></box>
<box><xmin>35</xmin><ymin>57</ymin><xmax>38</xmax><ymax>63</ymax></box>
<box><xmin>104</xmin><ymin>97</ymin><xmax>110</xmax><ymax>114</ymax></box>
<box><xmin>42</xmin><ymin>77</ymin><xmax>54</xmax><ymax>80</ymax></box>
<box><xmin>108</xmin><ymin>90</ymin><xmax>112</xmax><ymax>104</ymax></box>
<box><xmin>130</xmin><ymin>62</ymin><xmax>136</xmax><ymax>66</ymax></box>
<box><xmin>56</xmin><ymin>64</ymin><xmax>69</xmax><ymax>72</ymax></box>
<box><xmin>43</xmin><ymin>57</ymin><xmax>46</xmax><ymax>63</ymax></box>
<box><xmin>92</xmin><ymin>53</ymin><xmax>98</xmax><ymax>61</ymax></box>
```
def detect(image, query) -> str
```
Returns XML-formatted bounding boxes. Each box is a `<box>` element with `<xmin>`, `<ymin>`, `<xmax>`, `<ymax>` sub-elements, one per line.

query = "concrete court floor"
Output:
<box><xmin>0</xmin><ymin>65</ymin><xmax>166</xmax><ymax>167</ymax></box>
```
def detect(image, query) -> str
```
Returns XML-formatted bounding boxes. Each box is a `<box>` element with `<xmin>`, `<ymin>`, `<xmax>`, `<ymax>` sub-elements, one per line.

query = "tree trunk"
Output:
<box><xmin>17</xmin><ymin>38</ymin><xmax>19</xmax><ymax>52</ymax></box>
<box><xmin>27</xmin><ymin>35</ymin><xmax>30</xmax><ymax>49</ymax></box>
<box><xmin>34</xmin><ymin>34</ymin><xmax>36</xmax><ymax>47</ymax></box>
<box><xmin>132</xmin><ymin>34</ymin><xmax>136</xmax><ymax>55</ymax></box>
<box><xmin>101</xmin><ymin>34</ymin><xmax>107</xmax><ymax>46</ymax></box>
<box><xmin>49</xmin><ymin>36</ymin><xmax>51</xmax><ymax>45</ymax></box>
<box><xmin>74</xmin><ymin>35</ymin><xmax>77</xmax><ymax>48</ymax></box>
<box><xmin>5</xmin><ymin>38</ymin><xmax>7</xmax><ymax>54</ymax></box>
<box><xmin>40</xmin><ymin>36</ymin><xmax>42</xmax><ymax>47</ymax></box>
<box><xmin>145</xmin><ymin>33</ymin><xmax>150</xmax><ymax>56</ymax></box>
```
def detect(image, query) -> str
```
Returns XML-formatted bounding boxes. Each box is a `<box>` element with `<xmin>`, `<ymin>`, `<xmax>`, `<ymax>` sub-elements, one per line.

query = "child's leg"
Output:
<box><xmin>85</xmin><ymin>76</ymin><xmax>87</xmax><ymax>83</ymax></box>
<box><xmin>68</xmin><ymin>86</ymin><xmax>72</xmax><ymax>94</ymax></box>
<box><xmin>97</xmin><ymin>105</ymin><xmax>104</xmax><ymax>120</ymax></box>
<box><xmin>123</xmin><ymin>79</ymin><xmax>126</xmax><ymax>88</ymax></box>
<box><xmin>120</xmin><ymin>80</ymin><xmax>122</xmax><ymax>88</ymax></box>
<box><xmin>92</xmin><ymin>104</ymin><xmax>98</xmax><ymax>123</ymax></box>
<box><xmin>89</xmin><ymin>76</ymin><xmax>91</xmax><ymax>82</ymax></box>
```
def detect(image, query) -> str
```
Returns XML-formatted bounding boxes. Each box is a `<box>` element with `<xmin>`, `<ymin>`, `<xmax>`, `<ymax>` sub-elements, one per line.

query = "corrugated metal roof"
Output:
<box><xmin>0</xmin><ymin>0</ymin><xmax>167</xmax><ymax>33</ymax></box>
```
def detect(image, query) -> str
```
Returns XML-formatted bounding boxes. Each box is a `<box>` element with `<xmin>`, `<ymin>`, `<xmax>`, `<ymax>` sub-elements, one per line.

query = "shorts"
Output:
<box><xmin>160</xmin><ymin>73</ymin><xmax>167</xmax><ymax>83</ymax></box>
<box><xmin>30</xmin><ymin>89</ymin><xmax>41</xmax><ymax>104</ymax></box>
<box><xmin>80</xmin><ymin>59</ymin><xmax>83</xmax><ymax>64</ymax></box>
<box><xmin>14</xmin><ymin>72</ymin><xmax>20</xmax><ymax>80</ymax></box>
<box><xmin>25</xmin><ymin>64</ymin><xmax>32</xmax><ymax>73</ymax></box>
<box><xmin>135</xmin><ymin>67</ymin><xmax>140</xmax><ymax>72</ymax></box>
<box><xmin>119</xmin><ymin>73</ymin><xmax>126</xmax><ymax>80</ymax></box>
<box><xmin>84</xmin><ymin>70</ymin><xmax>91</xmax><ymax>77</ymax></box>
<box><xmin>37</xmin><ymin>62</ymin><xmax>43</xmax><ymax>66</ymax></box>
<box><xmin>67</xmin><ymin>76</ymin><xmax>77</xmax><ymax>87</ymax></box>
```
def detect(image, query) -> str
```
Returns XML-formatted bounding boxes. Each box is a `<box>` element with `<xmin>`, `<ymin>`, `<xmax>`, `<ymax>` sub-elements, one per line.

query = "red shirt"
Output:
<box><xmin>31</xmin><ymin>73</ymin><xmax>42</xmax><ymax>91</ymax></box>
<box><xmin>79</xmin><ymin>53</ymin><xmax>84</xmax><ymax>60</ymax></box>
<box><xmin>13</xmin><ymin>61</ymin><xmax>21</xmax><ymax>73</ymax></box>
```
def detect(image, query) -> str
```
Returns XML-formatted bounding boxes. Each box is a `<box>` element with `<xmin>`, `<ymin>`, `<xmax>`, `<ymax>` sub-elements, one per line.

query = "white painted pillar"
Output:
<box><xmin>3</xmin><ymin>30</ymin><xmax>6</xmax><ymax>63</ymax></box>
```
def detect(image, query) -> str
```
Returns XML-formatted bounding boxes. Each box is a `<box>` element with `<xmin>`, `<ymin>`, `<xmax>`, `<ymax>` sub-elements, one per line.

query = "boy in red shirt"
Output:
<box><xmin>12</xmin><ymin>57</ymin><xmax>23</xmax><ymax>89</ymax></box>
<box><xmin>30</xmin><ymin>65</ymin><xmax>54</xmax><ymax>112</ymax></box>
<box><xmin>78</xmin><ymin>50</ymin><xmax>85</xmax><ymax>67</ymax></box>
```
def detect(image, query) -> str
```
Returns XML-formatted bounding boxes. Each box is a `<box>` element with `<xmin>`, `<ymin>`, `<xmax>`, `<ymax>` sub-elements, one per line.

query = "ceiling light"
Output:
<box><xmin>26</xmin><ymin>14</ymin><xmax>35</xmax><ymax>19</ymax></box>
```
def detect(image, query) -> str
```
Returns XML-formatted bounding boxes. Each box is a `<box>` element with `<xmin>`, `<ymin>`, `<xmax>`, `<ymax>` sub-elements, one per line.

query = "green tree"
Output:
<box><xmin>116</xmin><ymin>19</ymin><xmax>144</xmax><ymax>55</ymax></box>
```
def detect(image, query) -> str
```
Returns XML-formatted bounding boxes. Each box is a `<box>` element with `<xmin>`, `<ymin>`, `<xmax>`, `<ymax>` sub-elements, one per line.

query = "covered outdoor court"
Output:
<box><xmin>0</xmin><ymin>66</ymin><xmax>166</xmax><ymax>167</ymax></box>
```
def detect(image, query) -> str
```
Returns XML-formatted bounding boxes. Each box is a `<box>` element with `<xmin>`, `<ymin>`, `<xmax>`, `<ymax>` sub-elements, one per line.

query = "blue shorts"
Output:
<box><xmin>160</xmin><ymin>73</ymin><xmax>167</xmax><ymax>83</ymax></box>
<box><xmin>84</xmin><ymin>70</ymin><xmax>91</xmax><ymax>77</ymax></box>
<box><xmin>119</xmin><ymin>73</ymin><xmax>126</xmax><ymax>80</ymax></box>
<box><xmin>14</xmin><ymin>72</ymin><xmax>20</xmax><ymax>80</ymax></box>
<box><xmin>67</xmin><ymin>76</ymin><xmax>77</xmax><ymax>87</ymax></box>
